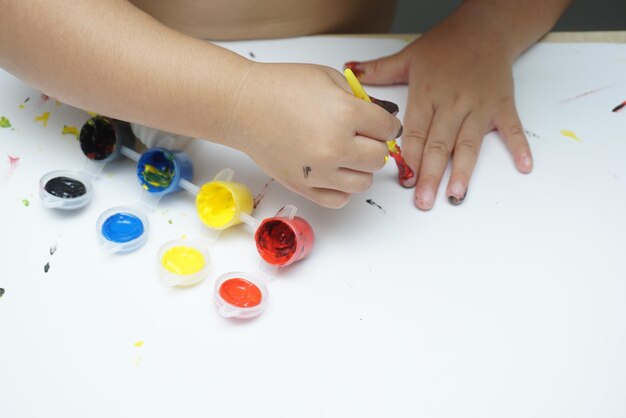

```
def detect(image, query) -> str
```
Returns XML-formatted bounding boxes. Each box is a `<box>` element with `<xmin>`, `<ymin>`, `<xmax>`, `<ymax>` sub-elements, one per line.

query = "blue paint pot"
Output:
<box><xmin>136</xmin><ymin>147</ymin><xmax>194</xmax><ymax>195</ymax></box>
<box><xmin>96</xmin><ymin>206</ymin><xmax>149</xmax><ymax>254</ymax></box>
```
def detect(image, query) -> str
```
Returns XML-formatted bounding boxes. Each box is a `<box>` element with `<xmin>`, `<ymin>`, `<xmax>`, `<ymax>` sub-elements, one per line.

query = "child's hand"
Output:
<box><xmin>346</xmin><ymin>24</ymin><xmax>533</xmax><ymax>210</ymax></box>
<box><xmin>225</xmin><ymin>62</ymin><xmax>402</xmax><ymax>209</ymax></box>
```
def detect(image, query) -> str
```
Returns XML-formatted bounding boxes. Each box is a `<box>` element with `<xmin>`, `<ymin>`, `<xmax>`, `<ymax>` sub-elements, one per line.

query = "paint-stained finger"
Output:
<box><xmin>493</xmin><ymin>102</ymin><xmax>533</xmax><ymax>173</ymax></box>
<box><xmin>414</xmin><ymin>111</ymin><xmax>465</xmax><ymax>210</ymax></box>
<box><xmin>399</xmin><ymin>95</ymin><xmax>433</xmax><ymax>188</ymax></box>
<box><xmin>446</xmin><ymin>114</ymin><xmax>489</xmax><ymax>205</ymax></box>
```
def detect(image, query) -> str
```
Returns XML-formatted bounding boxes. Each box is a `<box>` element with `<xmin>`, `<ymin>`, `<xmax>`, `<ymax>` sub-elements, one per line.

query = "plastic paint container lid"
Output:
<box><xmin>157</xmin><ymin>238</ymin><xmax>211</xmax><ymax>287</ymax></box>
<box><xmin>39</xmin><ymin>170</ymin><xmax>93</xmax><ymax>210</ymax></box>
<box><xmin>96</xmin><ymin>206</ymin><xmax>149</xmax><ymax>254</ymax></box>
<box><xmin>214</xmin><ymin>271</ymin><xmax>270</xmax><ymax>319</ymax></box>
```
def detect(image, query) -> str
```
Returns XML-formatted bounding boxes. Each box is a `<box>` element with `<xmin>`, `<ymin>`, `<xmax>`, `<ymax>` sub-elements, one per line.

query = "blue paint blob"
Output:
<box><xmin>101</xmin><ymin>212</ymin><xmax>145</xmax><ymax>243</ymax></box>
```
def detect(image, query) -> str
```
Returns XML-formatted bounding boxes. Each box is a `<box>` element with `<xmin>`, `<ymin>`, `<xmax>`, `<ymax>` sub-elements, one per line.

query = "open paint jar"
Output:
<box><xmin>96</xmin><ymin>206</ymin><xmax>149</xmax><ymax>254</ymax></box>
<box><xmin>254</xmin><ymin>205</ymin><xmax>314</xmax><ymax>267</ymax></box>
<box><xmin>39</xmin><ymin>170</ymin><xmax>93</xmax><ymax>210</ymax></box>
<box><xmin>195</xmin><ymin>168</ymin><xmax>254</xmax><ymax>231</ymax></box>
<box><xmin>136</xmin><ymin>147</ymin><xmax>194</xmax><ymax>195</ymax></box>
<box><xmin>157</xmin><ymin>238</ymin><xmax>211</xmax><ymax>287</ymax></box>
<box><xmin>214</xmin><ymin>271</ymin><xmax>270</xmax><ymax>319</ymax></box>
<box><xmin>79</xmin><ymin>116</ymin><xmax>135</xmax><ymax>176</ymax></box>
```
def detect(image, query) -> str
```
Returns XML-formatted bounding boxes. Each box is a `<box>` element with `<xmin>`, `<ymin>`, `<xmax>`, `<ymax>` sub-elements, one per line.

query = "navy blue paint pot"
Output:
<box><xmin>96</xmin><ymin>206</ymin><xmax>149</xmax><ymax>254</ymax></box>
<box><xmin>136</xmin><ymin>147</ymin><xmax>194</xmax><ymax>195</ymax></box>
<box><xmin>79</xmin><ymin>116</ymin><xmax>135</xmax><ymax>163</ymax></box>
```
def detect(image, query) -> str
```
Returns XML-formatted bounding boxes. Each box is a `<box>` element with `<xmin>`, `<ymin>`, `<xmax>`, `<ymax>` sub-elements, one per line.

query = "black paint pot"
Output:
<box><xmin>39</xmin><ymin>170</ymin><xmax>93</xmax><ymax>209</ymax></box>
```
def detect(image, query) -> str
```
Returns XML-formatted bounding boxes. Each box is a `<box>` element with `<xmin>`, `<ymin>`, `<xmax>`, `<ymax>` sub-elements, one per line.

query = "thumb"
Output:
<box><xmin>344</xmin><ymin>50</ymin><xmax>409</xmax><ymax>86</ymax></box>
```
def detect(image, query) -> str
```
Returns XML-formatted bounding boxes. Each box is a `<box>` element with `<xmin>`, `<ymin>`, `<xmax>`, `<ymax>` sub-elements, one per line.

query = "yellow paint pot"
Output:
<box><xmin>195</xmin><ymin>168</ymin><xmax>253</xmax><ymax>230</ymax></box>
<box><xmin>157</xmin><ymin>238</ymin><xmax>211</xmax><ymax>287</ymax></box>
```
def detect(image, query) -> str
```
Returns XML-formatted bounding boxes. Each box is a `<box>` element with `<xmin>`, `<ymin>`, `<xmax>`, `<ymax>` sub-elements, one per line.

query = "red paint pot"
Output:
<box><xmin>254</xmin><ymin>205</ymin><xmax>314</xmax><ymax>267</ymax></box>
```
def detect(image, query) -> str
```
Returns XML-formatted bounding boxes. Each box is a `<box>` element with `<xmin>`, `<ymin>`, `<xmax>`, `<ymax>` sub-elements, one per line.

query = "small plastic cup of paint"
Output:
<box><xmin>195</xmin><ymin>168</ymin><xmax>254</xmax><ymax>231</ymax></box>
<box><xmin>96</xmin><ymin>206</ymin><xmax>149</xmax><ymax>254</ymax></box>
<box><xmin>79</xmin><ymin>116</ymin><xmax>135</xmax><ymax>176</ymax></box>
<box><xmin>157</xmin><ymin>238</ymin><xmax>211</xmax><ymax>287</ymax></box>
<box><xmin>254</xmin><ymin>205</ymin><xmax>315</xmax><ymax>267</ymax></box>
<box><xmin>39</xmin><ymin>170</ymin><xmax>93</xmax><ymax>210</ymax></box>
<box><xmin>136</xmin><ymin>147</ymin><xmax>194</xmax><ymax>195</ymax></box>
<box><xmin>214</xmin><ymin>271</ymin><xmax>270</xmax><ymax>319</ymax></box>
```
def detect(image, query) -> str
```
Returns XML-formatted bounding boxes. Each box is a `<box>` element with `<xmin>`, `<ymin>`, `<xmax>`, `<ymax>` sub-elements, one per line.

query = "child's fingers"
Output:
<box><xmin>414</xmin><ymin>110</ymin><xmax>466</xmax><ymax>210</ymax></box>
<box><xmin>446</xmin><ymin>113</ymin><xmax>489</xmax><ymax>205</ymax></box>
<box><xmin>343</xmin><ymin>49</ymin><xmax>409</xmax><ymax>86</ymax></box>
<box><xmin>353</xmin><ymin>98</ymin><xmax>403</xmax><ymax>143</ymax></box>
<box><xmin>341</xmin><ymin>135</ymin><xmax>389</xmax><ymax>173</ymax></box>
<box><xmin>398</xmin><ymin>96</ymin><xmax>434</xmax><ymax>188</ymax></box>
<box><xmin>493</xmin><ymin>102</ymin><xmax>533</xmax><ymax>174</ymax></box>
<box><xmin>301</xmin><ymin>165</ymin><xmax>374</xmax><ymax>195</ymax></box>
<box><xmin>305</xmin><ymin>187</ymin><xmax>352</xmax><ymax>209</ymax></box>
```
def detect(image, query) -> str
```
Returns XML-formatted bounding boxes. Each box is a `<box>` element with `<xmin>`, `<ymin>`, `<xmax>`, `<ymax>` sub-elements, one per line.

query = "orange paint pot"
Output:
<box><xmin>214</xmin><ymin>271</ymin><xmax>269</xmax><ymax>319</ymax></box>
<box><xmin>254</xmin><ymin>205</ymin><xmax>314</xmax><ymax>267</ymax></box>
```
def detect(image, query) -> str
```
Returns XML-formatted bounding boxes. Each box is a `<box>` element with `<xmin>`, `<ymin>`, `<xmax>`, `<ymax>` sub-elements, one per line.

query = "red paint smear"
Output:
<box><xmin>219</xmin><ymin>278</ymin><xmax>262</xmax><ymax>308</ymax></box>
<box><xmin>343</xmin><ymin>61</ymin><xmax>364</xmax><ymax>78</ymax></box>
<box><xmin>40</xmin><ymin>94</ymin><xmax>50</xmax><ymax>103</ymax></box>
<box><xmin>389</xmin><ymin>147</ymin><xmax>414</xmax><ymax>182</ymax></box>
<box><xmin>8</xmin><ymin>155</ymin><xmax>20</xmax><ymax>166</ymax></box>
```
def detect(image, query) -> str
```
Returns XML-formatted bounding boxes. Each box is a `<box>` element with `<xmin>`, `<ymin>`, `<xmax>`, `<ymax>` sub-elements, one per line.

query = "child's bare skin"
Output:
<box><xmin>0</xmin><ymin>0</ymin><xmax>571</xmax><ymax>209</ymax></box>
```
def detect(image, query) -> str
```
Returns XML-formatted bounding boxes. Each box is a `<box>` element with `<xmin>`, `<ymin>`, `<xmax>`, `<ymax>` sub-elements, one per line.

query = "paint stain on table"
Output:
<box><xmin>366</xmin><ymin>199</ymin><xmax>387</xmax><ymax>214</ymax></box>
<box><xmin>44</xmin><ymin>262</ymin><xmax>50</xmax><ymax>273</ymax></box>
<box><xmin>61</xmin><ymin>125</ymin><xmax>79</xmax><ymax>139</ymax></box>
<box><xmin>21</xmin><ymin>198</ymin><xmax>30</xmax><ymax>207</ymax></box>
<box><xmin>560</xmin><ymin>129</ymin><xmax>582</xmax><ymax>142</ymax></box>
<box><xmin>0</xmin><ymin>288</ymin><xmax>5</xmax><ymax>298</ymax></box>
<box><xmin>134</xmin><ymin>340</ymin><xmax>144</xmax><ymax>348</ymax></box>
<box><xmin>35</xmin><ymin>112</ymin><xmax>51</xmax><ymax>127</ymax></box>
<box><xmin>0</xmin><ymin>116</ymin><xmax>11</xmax><ymax>128</ymax></box>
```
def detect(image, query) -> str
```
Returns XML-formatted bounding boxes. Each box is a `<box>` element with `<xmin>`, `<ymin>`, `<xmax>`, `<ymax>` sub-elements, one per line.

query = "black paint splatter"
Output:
<box><xmin>303</xmin><ymin>166</ymin><xmax>312</xmax><ymax>179</ymax></box>
<box><xmin>524</xmin><ymin>129</ymin><xmax>542</xmax><ymax>139</ymax></box>
<box><xmin>24</xmin><ymin>97</ymin><xmax>30</xmax><ymax>103</ymax></box>
<box><xmin>50</xmin><ymin>243</ymin><xmax>57</xmax><ymax>255</ymax></box>
<box><xmin>0</xmin><ymin>288</ymin><xmax>4</xmax><ymax>298</ymax></box>
<box><xmin>248</xmin><ymin>52</ymin><xmax>256</xmax><ymax>59</ymax></box>
<box><xmin>253</xmin><ymin>178</ymin><xmax>275</xmax><ymax>209</ymax></box>
<box><xmin>366</xmin><ymin>199</ymin><xmax>386</xmax><ymax>214</ymax></box>
<box><xmin>612</xmin><ymin>101</ymin><xmax>626</xmax><ymax>113</ymax></box>
<box><xmin>44</xmin><ymin>262</ymin><xmax>50</xmax><ymax>273</ymax></box>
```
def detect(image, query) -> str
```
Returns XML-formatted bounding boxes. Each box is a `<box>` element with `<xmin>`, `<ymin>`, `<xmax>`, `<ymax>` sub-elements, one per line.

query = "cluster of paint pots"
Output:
<box><xmin>39</xmin><ymin>116</ymin><xmax>315</xmax><ymax>319</ymax></box>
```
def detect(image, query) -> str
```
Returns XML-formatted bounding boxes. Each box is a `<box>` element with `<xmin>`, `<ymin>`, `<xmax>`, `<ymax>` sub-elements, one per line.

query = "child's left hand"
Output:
<box><xmin>346</xmin><ymin>19</ymin><xmax>533</xmax><ymax>210</ymax></box>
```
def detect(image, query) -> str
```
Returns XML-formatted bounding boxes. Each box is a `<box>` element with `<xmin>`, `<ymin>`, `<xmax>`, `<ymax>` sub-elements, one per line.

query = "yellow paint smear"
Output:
<box><xmin>62</xmin><ymin>125</ymin><xmax>79</xmax><ymax>139</ymax></box>
<box><xmin>162</xmin><ymin>246</ymin><xmax>205</xmax><ymax>275</ymax></box>
<box><xmin>134</xmin><ymin>340</ymin><xmax>144</xmax><ymax>348</ymax></box>
<box><xmin>19</xmin><ymin>104</ymin><xmax>26</xmax><ymax>109</ymax></box>
<box><xmin>35</xmin><ymin>111</ymin><xmax>51</xmax><ymax>127</ymax></box>
<box><xmin>560</xmin><ymin>129</ymin><xmax>582</xmax><ymax>142</ymax></box>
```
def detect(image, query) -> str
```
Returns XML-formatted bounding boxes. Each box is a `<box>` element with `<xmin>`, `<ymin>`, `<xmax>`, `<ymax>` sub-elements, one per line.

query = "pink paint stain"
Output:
<box><xmin>1</xmin><ymin>155</ymin><xmax>20</xmax><ymax>186</ymax></box>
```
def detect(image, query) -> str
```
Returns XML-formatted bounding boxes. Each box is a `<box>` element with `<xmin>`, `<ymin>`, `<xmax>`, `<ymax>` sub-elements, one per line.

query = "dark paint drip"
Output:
<box><xmin>343</xmin><ymin>61</ymin><xmax>364</xmax><ymax>78</ymax></box>
<box><xmin>612</xmin><ymin>101</ymin><xmax>626</xmax><ymax>112</ymax></box>
<box><xmin>79</xmin><ymin>116</ymin><xmax>117</xmax><ymax>161</ymax></box>
<box><xmin>370</xmin><ymin>96</ymin><xmax>399</xmax><ymax>116</ymax></box>
<box><xmin>0</xmin><ymin>288</ymin><xmax>4</xmax><ymax>298</ymax></box>
<box><xmin>24</xmin><ymin>97</ymin><xmax>30</xmax><ymax>103</ymax></box>
<box><xmin>44</xmin><ymin>176</ymin><xmax>87</xmax><ymax>199</ymax></box>
<box><xmin>50</xmin><ymin>243</ymin><xmax>57</xmax><ymax>256</ymax></box>
<box><xmin>253</xmin><ymin>178</ymin><xmax>275</xmax><ymax>209</ymax></box>
<box><xmin>366</xmin><ymin>198</ymin><xmax>387</xmax><ymax>214</ymax></box>
<box><xmin>524</xmin><ymin>129</ymin><xmax>542</xmax><ymax>139</ymax></box>
<box><xmin>389</xmin><ymin>148</ymin><xmax>414</xmax><ymax>182</ymax></box>
<box><xmin>302</xmin><ymin>166</ymin><xmax>311</xmax><ymax>179</ymax></box>
<box><xmin>44</xmin><ymin>262</ymin><xmax>50</xmax><ymax>273</ymax></box>
<box><xmin>256</xmin><ymin>220</ymin><xmax>297</xmax><ymax>265</ymax></box>
<box><xmin>248</xmin><ymin>52</ymin><xmax>256</xmax><ymax>59</ymax></box>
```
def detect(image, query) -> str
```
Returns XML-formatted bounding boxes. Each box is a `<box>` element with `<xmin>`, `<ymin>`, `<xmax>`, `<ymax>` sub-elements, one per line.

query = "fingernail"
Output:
<box><xmin>344</xmin><ymin>61</ymin><xmax>365</xmax><ymax>78</ymax></box>
<box><xmin>522</xmin><ymin>155</ymin><xmax>533</xmax><ymax>171</ymax></box>
<box><xmin>370</xmin><ymin>96</ymin><xmax>399</xmax><ymax>116</ymax></box>
<box><xmin>415</xmin><ymin>189</ymin><xmax>434</xmax><ymax>210</ymax></box>
<box><xmin>395</xmin><ymin>124</ymin><xmax>403</xmax><ymax>139</ymax></box>
<box><xmin>448</xmin><ymin>183</ymin><xmax>467</xmax><ymax>205</ymax></box>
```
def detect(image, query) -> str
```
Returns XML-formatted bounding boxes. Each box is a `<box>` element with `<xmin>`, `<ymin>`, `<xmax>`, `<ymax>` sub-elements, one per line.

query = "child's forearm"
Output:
<box><xmin>436</xmin><ymin>0</ymin><xmax>573</xmax><ymax>61</ymax></box>
<box><xmin>0</xmin><ymin>0</ymin><xmax>251</xmax><ymax>144</ymax></box>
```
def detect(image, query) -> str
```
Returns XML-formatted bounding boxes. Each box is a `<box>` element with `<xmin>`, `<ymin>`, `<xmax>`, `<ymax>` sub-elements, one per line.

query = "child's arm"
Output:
<box><xmin>0</xmin><ymin>0</ymin><xmax>401</xmax><ymax>208</ymax></box>
<box><xmin>345</xmin><ymin>0</ymin><xmax>572</xmax><ymax>209</ymax></box>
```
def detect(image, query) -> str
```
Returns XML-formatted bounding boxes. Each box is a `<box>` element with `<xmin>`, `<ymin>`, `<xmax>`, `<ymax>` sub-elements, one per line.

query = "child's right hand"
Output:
<box><xmin>224</xmin><ymin>62</ymin><xmax>403</xmax><ymax>209</ymax></box>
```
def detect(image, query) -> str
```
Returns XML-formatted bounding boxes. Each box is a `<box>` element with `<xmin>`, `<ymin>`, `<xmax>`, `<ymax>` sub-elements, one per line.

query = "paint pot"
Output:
<box><xmin>254</xmin><ymin>205</ymin><xmax>314</xmax><ymax>267</ymax></box>
<box><xmin>39</xmin><ymin>170</ymin><xmax>93</xmax><ymax>209</ymax></box>
<box><xmin>195</xmin><ymin>168</ymin><xmax>253</xmax><ymax>230</ymax></box>
<box><xmin>79</xmin><ymin>116</ymin><xmax>135</xmax><ymax>176</ymax></box>
<box><xmin>136</xmin><ymin>147</ymin><xmax>194</xmax><ymax>195</ymax></box>
<box><xmin>157</xmin><ymin>238</ymin><xmax>210</xmax><ymax>287</ymax></box>
<box><xmin>214</xmin><ymin>271</ymin><xmax>270</xmax><ymax>319</ymax></box>
<box><xmin>96</xmin><ymin>206</ymin><xmax>149</xmax><ymax>254</ymax></box>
